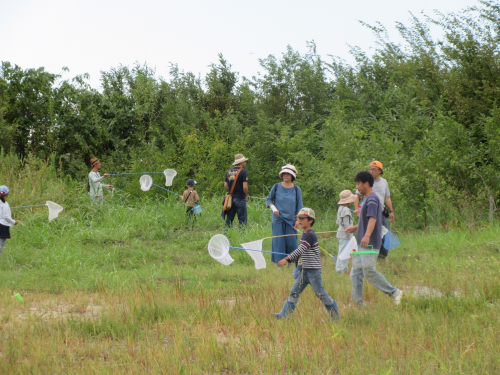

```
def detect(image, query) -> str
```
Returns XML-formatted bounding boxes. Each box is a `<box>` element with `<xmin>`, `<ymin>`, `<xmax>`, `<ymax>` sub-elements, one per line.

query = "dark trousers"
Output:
<box><xmin>379</xmin><ymin>215</ymin><xmax>389</xmax><ymax>257</ymax></box>
<box><xmin>225</xmin><ymin>197</ymin><xmax>247</xmax><ymax>227</ymax></box>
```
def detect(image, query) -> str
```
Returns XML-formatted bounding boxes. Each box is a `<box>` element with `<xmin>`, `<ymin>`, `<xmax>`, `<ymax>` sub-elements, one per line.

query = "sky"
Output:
<box><xmin>0</xmin><ymin>0</ymin><xmax>476</xmax><ymax>89</ymax></box>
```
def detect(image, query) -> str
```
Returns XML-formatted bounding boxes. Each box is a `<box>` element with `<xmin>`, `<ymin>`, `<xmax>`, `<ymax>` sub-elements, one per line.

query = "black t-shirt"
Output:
<box><xmin>225</xmin><ymin>167</ymin><xmax>248</xmax><ymax>199</ymax></box>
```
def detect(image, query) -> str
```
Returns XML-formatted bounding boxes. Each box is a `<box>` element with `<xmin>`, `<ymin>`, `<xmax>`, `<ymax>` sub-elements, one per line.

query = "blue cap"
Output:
<box><xmin>186</xmin><ymin>179</ymin><xmax>197</xmax><ymax>187</ymax></box>
<box><xmin>0</xmin><ymin>185</ymin><xmax>9</xmax><ymax>195</ymax></box>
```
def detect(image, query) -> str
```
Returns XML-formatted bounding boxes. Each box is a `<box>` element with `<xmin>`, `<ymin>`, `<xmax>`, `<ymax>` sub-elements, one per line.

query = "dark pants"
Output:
<box><xmin>379</xmin><ymin>215</ymin><xmax>389</xmax><ymax>257</ymax></box>
<box><xmin>225</xmin><ymin>197</ymin><xmax>247</xmax><ymax>227</ymax></box>
<box><xmin>186</xmin><ymin>207</ymin><xmax>196</xmax><ymax>224</ymax></box>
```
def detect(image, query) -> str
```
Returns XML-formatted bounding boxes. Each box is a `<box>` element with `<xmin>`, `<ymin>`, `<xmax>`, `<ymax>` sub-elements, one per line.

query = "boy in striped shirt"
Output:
<box><xmin>275</xmin><ymin>207</ymin><xmax>340</xmax><ymax>320</ymax></box>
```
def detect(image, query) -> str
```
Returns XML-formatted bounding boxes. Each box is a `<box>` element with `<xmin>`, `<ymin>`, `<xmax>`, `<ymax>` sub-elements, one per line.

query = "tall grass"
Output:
<box><xmin>0</xmin><ymin>157</ymin><xmax>499</xmax><ymax>373</ymax></box>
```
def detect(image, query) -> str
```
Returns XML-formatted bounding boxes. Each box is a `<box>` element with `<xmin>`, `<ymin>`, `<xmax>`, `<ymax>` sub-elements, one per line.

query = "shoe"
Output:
<box><xmin>274</xmin><ymin>301</ymin><xmax>296</xmax><ymax>319</ymax></box>
<box><xmin>325</xmin><ymin>301</ymin><xmax>340</xmax><ymax>321</ymax></box>
<box><xmin>391</xmin><ymin>289</ymin><xmax>403</xmax><ymax>305</ymax></box>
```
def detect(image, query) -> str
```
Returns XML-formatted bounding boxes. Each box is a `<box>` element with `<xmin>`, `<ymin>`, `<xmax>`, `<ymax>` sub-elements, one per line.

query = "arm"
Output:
<box><xmin>89</xmin><ymin>173</ymin><xmax>105</xmax><ymax>184</ymax></box>
<box><xmin>2</xmin><ymin>205</ymin><xmax>17</xmax><ymax>225</ymax></box>
<box><xmin>360</xmin><ymin>217</ymin><xmax>377</xmax><ymax>247</ymax></box>
<box><xmin>243</xmin><ymin>181</ymin><xmax>249</xmax><ymax>201</ymax></box>
<box><xmin>354</xmin><ymin>194</ymin><xmax>360</xmax><ymax>217</ymax></box>
<box><xmin>266</xmin><ymin>184</ymin><xmax>279</xmax><ymax>216</ymax></box>
<box><xmin>181</xmin><ymin>192</ymin><xmax>187</xmax><ymax>202</ymax></box>
<box><xmin>385</xmin><ymin>196</ymin><xmax>395</xmax><ymax>222</ymax></box>
<box><xmin>224</xmin><ymin>181</ymin><xmax>229</xmax><ymax>190</ymax></box>
<box><xmin>278</xmin><ymin>242</ymin><xmax>309</xmax><ymax>267</ymax></box>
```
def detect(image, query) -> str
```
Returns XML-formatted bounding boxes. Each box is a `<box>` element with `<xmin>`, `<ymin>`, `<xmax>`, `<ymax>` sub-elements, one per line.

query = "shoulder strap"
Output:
<box><xmin>229</xmin><ymin>168</ymin><xmax>243</xmax><ymax>196</ymax></box>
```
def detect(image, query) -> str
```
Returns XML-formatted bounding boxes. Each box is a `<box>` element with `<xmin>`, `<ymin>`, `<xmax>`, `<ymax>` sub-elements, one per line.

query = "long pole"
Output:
<box><xmin>152</xmin><ymin>183</ymin><xmax>181</xmax><ymax>197</ymax></box>
<box><xmin>11</xmin><ymin>204</ymin><xmax>46</xmax><ymax>209</ymax></box>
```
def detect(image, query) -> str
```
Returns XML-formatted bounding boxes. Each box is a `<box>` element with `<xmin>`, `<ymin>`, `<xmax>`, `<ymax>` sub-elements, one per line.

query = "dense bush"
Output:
<box><xmin>1</xmin><ymin>1</ymin><xmax>500</xmax><ymax>228</ymax></box>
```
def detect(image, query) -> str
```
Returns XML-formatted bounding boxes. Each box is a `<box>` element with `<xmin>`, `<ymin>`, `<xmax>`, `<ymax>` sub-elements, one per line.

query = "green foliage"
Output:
<box><xmin>1</xmin><ymin>1</ymin><xmax>500</xmax><ymax>228</ymax></box>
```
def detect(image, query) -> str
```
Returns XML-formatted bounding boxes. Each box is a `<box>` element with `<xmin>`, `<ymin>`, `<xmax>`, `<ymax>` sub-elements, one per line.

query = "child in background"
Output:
<box><xmin>0</xmin><ymin>185</ymin><xmax>18</xmax><ymax>255</ymax></box>
<box><xmin>275</xmin><ymin>207</ymin><xmax>340</xmax><ymax>321</ymax></box>
<box><xmin>181</xmin><ymin>179</ymin><xmax>199</xmax><ymax>223</ymax></box>
<box><xmin>336</xmin><ymin>190</ymin><xmax>356</xmax><ymax>273</ymax></box>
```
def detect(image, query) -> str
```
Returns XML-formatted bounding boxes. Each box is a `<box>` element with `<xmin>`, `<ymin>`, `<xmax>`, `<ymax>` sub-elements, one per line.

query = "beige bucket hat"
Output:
<box><xmin>338</xmin><ymin>190</ymin><xmax>356</xmax><ymax>205</ymax></box>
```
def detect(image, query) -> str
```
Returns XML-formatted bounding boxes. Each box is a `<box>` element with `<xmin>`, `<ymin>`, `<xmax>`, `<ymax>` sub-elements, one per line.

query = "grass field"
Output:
<box><xmin>1</xmin><ymin>192</ymin><xmax>499</xmax><ymax>374</ymax></box>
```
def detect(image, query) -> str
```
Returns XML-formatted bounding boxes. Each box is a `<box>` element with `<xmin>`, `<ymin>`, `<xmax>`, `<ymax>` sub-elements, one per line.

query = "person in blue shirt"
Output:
<box><xmin>266</xmin><ymin>164</ymin><xmax>303</xmax><ymax>265</ymax></box>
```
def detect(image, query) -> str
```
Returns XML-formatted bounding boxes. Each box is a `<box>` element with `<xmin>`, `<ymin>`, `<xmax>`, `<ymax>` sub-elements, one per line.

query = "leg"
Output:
<box><xmin>234</xmin><ymin>198</ymin><xmax>247</xmax><ymax>226</ymax></box>
<box><xmin>350</xmin><ymin>267</ymin><xmax>365</xmax><ymax>305</ymax></box>
<box><xmin>288</xmin><ymin>270</ymin><xmax>310</xmax><ymax>304</ymax></box>
<box><xmin>336</xmin><ymin>239</ymin><xmax>350</xmax><ymax>273</ymax></box>
<box><xmin>307</xmin><ymin>269</ymin><xmax>339</xmax><ymax>320</ymax></box>
<box><xmin>0</xmin><ymin>238</ymin><xmax>6</xmax><ymax>255</ymax></box>
<box><xmin>225</xmin><ymin>204</ymin><xmax>237</xmax><ymax>227</ymax></box>
<box><xmin>363</xmin><ymin>266</ymin><xmax>397</xmax><ymax>296</ymax></box>
<box><xmin>271</xmin><ymin>221</ymin><xmax>287</xmax><ymax>264</ymax></box>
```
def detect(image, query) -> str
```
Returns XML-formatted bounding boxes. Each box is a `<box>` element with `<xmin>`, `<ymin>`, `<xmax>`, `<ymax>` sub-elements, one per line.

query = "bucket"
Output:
<box><xmin>192</xmin><ymin>205</ymin><xmax>202</xmax><ymax>215</ymax></box>
<box><xmin>351</xmin><ymin>246</ymin><xmax>378</xmax><ymax>268</ymax></box>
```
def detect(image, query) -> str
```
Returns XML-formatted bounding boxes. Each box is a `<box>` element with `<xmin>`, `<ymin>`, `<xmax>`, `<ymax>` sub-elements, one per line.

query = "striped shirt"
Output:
<box><xmin>287</xmin><ymin>229</ymin><xmax>321</xmax><ymax>269</ymax></box>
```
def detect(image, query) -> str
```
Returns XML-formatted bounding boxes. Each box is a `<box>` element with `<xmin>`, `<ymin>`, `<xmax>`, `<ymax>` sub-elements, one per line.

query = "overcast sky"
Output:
<box><xmin>1</xmin><ymin>0</ymin><xmax>476</xmax><ymax>89</ymax></box>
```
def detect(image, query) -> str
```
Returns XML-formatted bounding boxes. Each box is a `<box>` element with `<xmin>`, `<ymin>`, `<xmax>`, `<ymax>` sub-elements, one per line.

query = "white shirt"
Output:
<box><xmin>0</xmin><ymin>201</ymin><xmax>16</xmax><ymax>226</ymax></box>
<box><xmin>88</xmin><ymin>171</ymin><xmax>111</xmax><ymax>197</ymax></box>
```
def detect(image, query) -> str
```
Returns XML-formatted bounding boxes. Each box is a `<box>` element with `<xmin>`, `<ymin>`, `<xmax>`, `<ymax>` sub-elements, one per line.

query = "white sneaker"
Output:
<box><xmin>391</xmin><ymin>289</ymin><xmax>403</xmax><ymax>305</ymax></box>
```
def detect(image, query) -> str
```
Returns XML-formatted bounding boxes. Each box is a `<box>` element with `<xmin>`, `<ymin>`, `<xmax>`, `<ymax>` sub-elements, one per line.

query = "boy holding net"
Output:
<box><xmin>181</xmin><ymin>179</ymin><xmax>199</xmax><ymax>223</ymax></box>
<box><xmin>275</xmin><ymin>207</ymin><xmax>340</xmax><ymax>320</ymax></box>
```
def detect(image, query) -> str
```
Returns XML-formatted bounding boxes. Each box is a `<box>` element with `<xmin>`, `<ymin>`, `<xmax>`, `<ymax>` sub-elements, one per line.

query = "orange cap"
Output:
<box><xmin>369</xmin><ymin>160</ymin><xmax>383</xmax><ymax>173</ymax></box>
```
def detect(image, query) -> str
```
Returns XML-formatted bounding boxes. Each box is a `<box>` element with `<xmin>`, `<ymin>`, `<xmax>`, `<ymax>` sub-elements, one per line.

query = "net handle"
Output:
<box><xmin>11</xmin><ymin>204</ymin><xmax>47</xmax><ymax>209</ymax></box>
<box><xmin>152</xmin><ymin>183</ymin><xmax>181</xmax><ymax>197</ymax></box>
<box><xmin>229</xmin><ymin>246</ymin><xmax>288</xmax><ymax>256</ymax></box>
<box><xmin>109</xmin><ymin>172</ymin><xmax>164</xmax><ymax>176</ymax></box>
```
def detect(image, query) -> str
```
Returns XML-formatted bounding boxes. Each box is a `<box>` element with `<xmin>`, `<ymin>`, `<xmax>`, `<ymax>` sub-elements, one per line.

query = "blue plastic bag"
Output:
<box><xmin>384</xmin><ymin>230</ymin><xmax>401</xmax><ymax>250</ymax></box>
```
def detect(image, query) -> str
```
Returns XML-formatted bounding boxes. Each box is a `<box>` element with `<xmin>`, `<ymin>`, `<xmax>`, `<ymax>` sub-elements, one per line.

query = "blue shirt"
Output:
<box><xmin>357</xmin><ymin>192</ymin><xmax>383</xmax><ymax>249</ymax></box>
<box><xmin>266</xmin><ymin>183</ymin><xmax>303</xmax><ymax>227</ymax></box>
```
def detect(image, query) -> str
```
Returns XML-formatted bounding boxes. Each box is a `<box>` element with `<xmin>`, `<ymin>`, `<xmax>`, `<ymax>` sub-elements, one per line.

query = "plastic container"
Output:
<box><xmin>351</xmin><ymin>246</ymin><xmax>378</xmax><ymax>268</ymax></box>
<box><xmin>192</xmin><ymin>205</ymin><xmax>202</xmax><ymax>215</ymax></box>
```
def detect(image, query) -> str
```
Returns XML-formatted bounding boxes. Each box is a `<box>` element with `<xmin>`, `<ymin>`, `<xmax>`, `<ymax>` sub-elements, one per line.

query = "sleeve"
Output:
<box><xmin>181</xmin><ymin>191</ymin><xmax>187</xmax><ymax>202</ymax></box>
<box><xmin>224</xmin><ymin>171</ymin><xmax>229</xmax><ymax>184</ymax></box>
<box><xmin>288</xmin><ymin>232</ymin><xmax>314</xmax><ymax>260</ymax></box>
<box><xmin>365</xmin><ymin>197</ymin><xmax>380</xmax><ymax>219</ymax></box>
<box><xmin>266</xmin><ymin>184</ymin><xmax>276</xmax><ymax>207</ymax></box>
<box><xmin>385</xmin><ymin>181</ymin><xmax>391</xmax><ymax>197</ymax></box>
<box><xmin>2</xmin><ymin>203</ymin><xmax>16</xmax><ymax>225</ymax></box>
<box><xmin>89</xmin><ymin>173</ymin><xmax>105</xmax><ymax>184</ymax></box>
<box><xmin>242</xmin><ymin>169</ymin><xmax>248</xmax><ymax>182</ymax></box>
<box><xmin>341</xmin><ymin>211</ymin><xmax>353</xmax><ymax>227</ymax></box>
<box><xmin>101</xmin><ymin>183</ymin><xmax>111</xmax><ymax>189</ymax></box>
<box><xmin>194</xmin><ymin>191</ymin><xmax>199</xmax><ymax>203</ymax></box>
<box><xmin>295</xmin><ymin>186</ymin><xmax>303</xmax><ymax>216</ymax></box>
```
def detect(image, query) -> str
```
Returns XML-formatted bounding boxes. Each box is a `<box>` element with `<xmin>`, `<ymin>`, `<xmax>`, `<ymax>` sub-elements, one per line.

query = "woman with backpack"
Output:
<box><xmin>266</xmin><ymin>165</ymin><xmax>303</xmax><ymax>266</ymax></box>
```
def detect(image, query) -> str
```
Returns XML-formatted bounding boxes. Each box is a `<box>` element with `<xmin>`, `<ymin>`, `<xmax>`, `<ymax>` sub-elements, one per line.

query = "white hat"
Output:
<box><xmin>338</xmin><ymin>190</ymin><xmax>356</xmax><ymax>204</ymax></box>
<box><xmin>279</xmin><ymin>164</ymin><xmax>297</xmax><ymax>180</ymax></box>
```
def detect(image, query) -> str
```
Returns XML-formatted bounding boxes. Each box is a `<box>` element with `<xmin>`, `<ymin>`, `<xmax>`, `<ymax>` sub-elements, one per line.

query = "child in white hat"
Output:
<box><xmin>336</xmin><ymin>190</ymin><xmax>356</xmax><ymax>273</ymax></box>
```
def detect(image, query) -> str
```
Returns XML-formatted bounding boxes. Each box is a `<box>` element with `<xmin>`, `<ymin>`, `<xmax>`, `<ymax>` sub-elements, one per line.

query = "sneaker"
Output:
<box><xmin>391</xmin><ymin>289</ymin><xmax>403</xmax><ymax>305</ymax></box>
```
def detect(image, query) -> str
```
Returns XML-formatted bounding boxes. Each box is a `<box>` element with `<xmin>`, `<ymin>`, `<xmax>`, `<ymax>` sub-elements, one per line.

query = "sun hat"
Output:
<box><xmin>90</xmin><ymin>157</ymin><xmax>100</xmax><ymax>166</ymax></box>
<box><xmin>369</xmin><ymin>160</ymin><xmax>383</xmax><ymax>174</ymax></box>
<box><xmin>279</xmin><ymin>164</ymin><xmax>298</xmax><ymax>180</ymax></box>
<box><xmin>296</xmin><ymin>207</ymin><xmax>315</xmax><ymax>220</ymax></box>
<box><xmin>232</xmin><ymin>153</ymin><xmax>249</xmax><ymax>165</ymax></box>
<box><xmin>186</xmin><ymin>179</ymin><xmax>197</xmax><ymax>187</ymax></box>
<box><xmin>338</xmin><ymin>190</ymin><xmax>356</xmax><ymax>204</ymax></box>
<box><xmin>0</xmin><ymin>185</ymin><xmax>9</xmax><ymax>196</ymax></box>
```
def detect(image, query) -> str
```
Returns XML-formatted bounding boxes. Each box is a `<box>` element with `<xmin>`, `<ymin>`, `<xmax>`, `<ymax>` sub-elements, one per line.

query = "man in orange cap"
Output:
<box><xmin>354</xmin><ymin>160</ymin><xmax>395</xmax><ymax>259</ymax></box>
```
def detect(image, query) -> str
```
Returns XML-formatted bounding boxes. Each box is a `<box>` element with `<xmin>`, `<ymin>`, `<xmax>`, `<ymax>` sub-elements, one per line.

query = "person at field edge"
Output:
<box><xmin>346</xmin><ymin>171</ymin><xmax>403</xmax><ymax>306</ymax></box>
<box><xmin>274</xmin><ymin>208</ymin><xmax>340</xmax><ymax>320</ymax></box>
<box><xmin>223</xmin><ymin>154</ymin><xmax>249</xmax><ymax>227</ymax></box>
<box><xmin>88</xmin><ymin>157</ymin><xmax>113</xmax><ymax>203</ymax></box>
<box><xmin>354</xmin><ymin>160</ymin><xmax>395</xmax><ymax>259</ymax></box>
<box><xmin>0</xmin><ymin>186</ymin><xmax>18</xmax><ymax>255</ymax></box>
<box><xmin>266</xmin><ymin>164</ymin><xmax>303</xmax><ymax>265</ymax></box>
<box><xmin>181</xmin><ymin>179</ymin><xmax>199</xmax><ymax>224</ymax></box>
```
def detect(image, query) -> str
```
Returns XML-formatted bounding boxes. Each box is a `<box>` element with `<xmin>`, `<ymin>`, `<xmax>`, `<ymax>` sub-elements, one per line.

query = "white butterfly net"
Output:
<box><xmin>164</xmin><ymin>169</ymin><xmax>177</xmax><ymax>187</ymax></box>
<box><xmin>46</xmin><ymin>201</ymin><xmax>63</xmax><ymax>221</ymax></box>
<box><xmin>208</xmin><ymin>234</ymin><xmax>234</xmax><ymax>266</ymax></box>
<box><xmin>240</xmin><ymin>240</ymin><xmax>266</xmax><ymax>270</ymax></box>
<box><xmin>140</xmin><ymin>175</ymin><xmax>153</xmax><ymax>191</ymax></box>
<box><xmin>338</xmin><ymin>236</ymin><xmax>358</xmax><ymax>261</ymax></box>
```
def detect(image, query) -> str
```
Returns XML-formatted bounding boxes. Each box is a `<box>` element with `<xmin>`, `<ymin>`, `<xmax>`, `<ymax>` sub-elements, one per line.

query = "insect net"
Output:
<box><xmin>384</xmin><ymin>230</ymin><xmax>401</xmax><ymax>250</ymax></box>
<box><xmin>207</xmin><ymin>234</ymin><xmax>234</xmax><ymax>266</ymax></box>
<box><xmin>240</xmin><ymin>240</ymin><xmax>266</xmax><ymax>270</ymax></box>
<box><xmin>140</xmin><ymin>175</ymin><xmax>153</xmax><ymax>191</ymax></box>
<box><xmin>164</xmin><ymin>169</ymin><xmax>177</xmax><ymax>187</ymax></box>
<box><xmin>338</xmin><ymin>236</ymin><xmax>357</xmax><ymax>261</ymax></box>
<box><xmin>46</xmin><ymin>201</ymin><xmax>64</xmax><ymax>221</ymax></box>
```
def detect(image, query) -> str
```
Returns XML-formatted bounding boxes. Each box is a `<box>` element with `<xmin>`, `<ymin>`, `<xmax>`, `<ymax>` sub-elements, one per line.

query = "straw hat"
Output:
<box><xmin>232</xmin><ymin>153</ymin><xmax>249</xmax><ymax>165</ymax></box>
<box><xmin>279</xmin><ymin>164</ymin><xmax>298</xmax><ymax>180</ymax></box>
<box><xmin>338</xmin><ymin>190</ymin><xmax>356</xmax><ymax>205</ymax></box>
<box><xmin>90</xmin><ymin>157</ymin><xmax>100</xmax><ymax>166</ymax></box>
